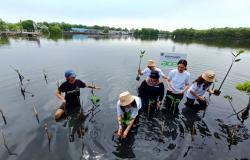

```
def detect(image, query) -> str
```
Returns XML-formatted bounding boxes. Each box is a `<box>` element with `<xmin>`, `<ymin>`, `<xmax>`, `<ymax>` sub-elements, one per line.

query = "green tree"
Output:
<box><xmin>7</xmin><ymin>23</ymin><xmax>21</xmax><ymax>31</ymax></box>
<box><xmin>49</xmin><ymin>25</ymin><xmax>62</xmax><ymax>35</ymax></box>
<box><xmin>103</xmin><ymin>27</ymin><xmax>109</xmax><ymax>34</ymax></box>
<box><xmin>21</xmin><ymin>20</ymin><xmax>34</xmax><ymax>32</ymax></box>
<box><xmin>0</xmin><ymin>19</ymin><xmax>8</xmax><ymax>31</ymax></box>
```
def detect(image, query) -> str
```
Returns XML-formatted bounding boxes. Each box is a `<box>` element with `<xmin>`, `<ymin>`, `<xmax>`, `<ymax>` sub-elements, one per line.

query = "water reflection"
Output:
<box><xmin>215</xmin><ymin>119</ymin><xmax>249</xmax><ymax>150</ymax></box>
<box><xmin>172</xmin><ymin>38</ymin><xmax>250</xmax><ymax>49</ymax></box>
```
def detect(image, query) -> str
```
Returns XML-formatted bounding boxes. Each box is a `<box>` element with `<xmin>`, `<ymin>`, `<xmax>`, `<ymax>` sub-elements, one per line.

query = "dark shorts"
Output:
<box><xmin>58</xmin><ymin>103</ymin><xmax>81</xmax><ymax>115</ymax></box>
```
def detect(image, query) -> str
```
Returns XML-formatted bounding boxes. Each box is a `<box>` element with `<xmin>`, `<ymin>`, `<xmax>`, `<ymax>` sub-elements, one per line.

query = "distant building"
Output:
<box><xmin>71</xmin><ymin>28</ymin><xmax>103</xmax><ymax>34</ymax></box>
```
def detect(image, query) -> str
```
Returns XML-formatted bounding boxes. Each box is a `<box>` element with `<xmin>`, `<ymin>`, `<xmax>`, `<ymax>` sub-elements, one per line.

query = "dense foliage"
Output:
<box><xmin>172</xmin><ymin>28</ymin><xmax>250</xmax><ymax>40</ymax></box>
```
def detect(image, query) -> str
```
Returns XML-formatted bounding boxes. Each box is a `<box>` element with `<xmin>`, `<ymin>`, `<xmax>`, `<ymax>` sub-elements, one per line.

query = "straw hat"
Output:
<box><xmin>119</xmin><ymin>91</ymin><xmax>135</xmax><ymax>106</ymax></box>
<box><xmin>147</xmin><ymin>60</ymin><xmax>156</xmax><ymax>67</ymax></box>
<box><xmin>202</xmin><ymin>70</ymin><xmax>215</xmax><ymax>82</ymax></box>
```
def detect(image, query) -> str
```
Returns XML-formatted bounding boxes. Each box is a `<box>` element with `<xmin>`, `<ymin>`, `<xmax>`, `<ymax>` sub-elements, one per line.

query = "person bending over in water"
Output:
<box><xmin>117</xmin><ymin>91</ymin><xmax>142</xmax><ymax>138</ymax></box>
<box><xmin>138</xmin><ymin>70</ymin><xmax>164</xmax><ymax>112</ymax></box>
<box><xmin>55</xmin><ymin>69</ymin><xmax>100</xmax><ymax>121</ymax></box>
<box><xmin>185</xmin><ymin>70</ymin><xmax>220</xmax><ymax>110</ymax></box>
<box><xmin>164</xmin><ymin>59</ymin><xmax>190</xmax><ymax>113</ymax></box>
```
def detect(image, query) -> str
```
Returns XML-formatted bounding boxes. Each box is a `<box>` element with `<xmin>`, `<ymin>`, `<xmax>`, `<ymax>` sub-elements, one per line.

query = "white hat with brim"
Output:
<box><xmin>147</xmin><ymin>60</ymin><xmax>156</xmax><ymax>67</ymax></box>
<box><xmin>202</xmin><ymin>70</ymin><xmax>215</xmax><ymax>82</ymax></box>
<box><xmin>119</xmin><ymin>91</ymin><xmax>135</xmax><ymax>106</ymax></box>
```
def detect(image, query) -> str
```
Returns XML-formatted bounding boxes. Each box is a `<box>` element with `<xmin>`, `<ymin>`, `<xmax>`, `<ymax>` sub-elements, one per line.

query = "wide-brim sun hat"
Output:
<box><xmin>65</xmin><ymin>70</ymin><xmax>76</xmax><ymax>78</ymax></box>
<box><xmin>119</xmin><ymin>91</ymin><xmax>135</xmax><ymax>106</ymax></box>
<box><xmin>147</xmin><ymin>60</ymin><xmax>156</xmax><ymax>67</ymax></box>
<box><xmin>202</xmin><ymin>70</ymin><xmax>215</xmax><ymax>82</ymax></box>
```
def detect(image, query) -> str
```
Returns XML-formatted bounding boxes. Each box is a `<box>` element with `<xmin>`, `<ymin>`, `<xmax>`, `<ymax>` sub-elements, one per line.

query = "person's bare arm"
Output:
<box><xmin>190</xmin><ymin>90</ymin><xmax>205</xmax><ymax>101</ymax></box>
<box><xmin>56</xmin><ymin>90</ymin><xmax>66</xmax><ymax>103</ymax></box>
<box><xmin>117</xmin><ymin>115</ymin><xmax>123</xmax><ymax>137</ymax></box>
<box><xmin>122</xmin><ymin>118</ymin><xmax>136</xmax><ymax>138</ymax></box>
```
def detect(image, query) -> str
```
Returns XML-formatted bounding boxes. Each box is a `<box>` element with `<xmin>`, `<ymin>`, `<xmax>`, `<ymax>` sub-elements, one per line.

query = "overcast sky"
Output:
<box><xmin>0</xmin><ymin>0</ymin><xmax>250</xmax><ymax>31</ymax></box>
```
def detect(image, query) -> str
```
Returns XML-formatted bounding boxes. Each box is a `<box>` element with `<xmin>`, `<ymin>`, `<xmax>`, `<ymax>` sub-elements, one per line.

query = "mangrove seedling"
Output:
<box><xmin>1</xmin><ymin>132</ymin><xmax>18</xmax><ymax>156</ymax></box>
<box><xmin>44</xmin><ymin>123</ymin><xmax>52</xmax><ymax>152</ymax></box>
<box><xmin>10</xmin><ymin>65</ymin><xmax>25</xmax><ymax>86</ymax></box>
<box><xmin>43</xmin><ymin>69</ymin><xmax>48</xmax><ymax>84</ymax></box>
<box><xmin>235</xmin><ymin>81</ymin><xmax>250</xmax><ymax>123</ymax></box>
<box><xmin>217</xmin><ymin>50</ymin><xmax>245</xmax><ymax>92</ymax></box>
<box><xmin>167</xmin><ymin>95</ymin><xmax>181</xmax><ymax>115</ymax></box>
<box><xmin>147</xmin><ymin>99</ymin><xmax>155</xmax><ymax>115</ymax></box>
<box><xmin>224</xmin><ymin>95</ymin><xmax>241</xmax><ymax>121</ymax></box>
<box><xmin>159</xmin><ymin>121</ymin><xmax>165</xmax><ymax>143</ymax></box>
<box><xmin>136</xmin><ymin>50</ymin><xmax>145</xmax><ymax>81</ymax></box>
<box><xmin>0</xmin><ymin>109</ymin><xmax>7</xmax><ymax>125</ymax></box>
<box><xmin>33</xmin><ymin>104</ymin><xmax>40</xmax><ymax>124</ymax></box>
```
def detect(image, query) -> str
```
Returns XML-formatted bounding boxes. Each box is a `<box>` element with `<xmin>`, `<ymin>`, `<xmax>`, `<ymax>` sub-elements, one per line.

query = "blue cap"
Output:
<box><xmin>65</xmin><ymin>70</ymin><xmax>76</xmax><ymax>78</ymax></box>
<box><xmin>150</xmin><ymin>70</ymin><xmax>160</xmax><ymax>79</ymax></box>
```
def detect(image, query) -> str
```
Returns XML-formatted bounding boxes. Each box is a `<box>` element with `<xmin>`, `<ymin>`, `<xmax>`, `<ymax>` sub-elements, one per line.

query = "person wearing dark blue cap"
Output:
<box><xmin>55</xmin><ymin>69</ymin><xmax>100</xmax><ymax>121</ymax></box>
<box><xmin>138</xmin><ymin>70</ymin><xmax>165</xmax><ymax>112</ymax></box>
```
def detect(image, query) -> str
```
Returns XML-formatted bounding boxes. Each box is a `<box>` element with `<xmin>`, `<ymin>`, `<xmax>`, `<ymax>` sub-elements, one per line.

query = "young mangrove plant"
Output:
<box><xmin>0</xmin><ymin>109</ymin><xmax>7</xmax><ymax>125</ymax></box>
<box><xmin>147</xmin><ymin>99</ymin><xmax>155</xmax><ymax>115</ymax></box>
<box><xmin>1</xmin><ymin>132</ymin><xmax>18</xmax><ymax>156</ymax></box>
<box><xmin>43</xmin><ymin>69</ymin><xmax>48</xmax><ymax>84</ymax></box>
<box><xmin>235</xmin><ymin>81</ymin><xmax>250</xmax><ymax>124</ymax></box>
<box><xmin>136</xmin><ymin>50</ymin><xmax>145</xmax><ymax>81</ymax></box>
<box><xmin>20</xmin><ymin>83</ymin><xmax>34</xmax><ymax>100</ymax></box>
<box><xmin>167</xmin><ymin>95</ymin><xmax>181</xmax><ymax>115</ymax></box>
<box><xmin>86</xmin><ymin>82</ymin><xmax>101</xmax><ymax>122</ymax></box>
<box><xmin>217</xmin><ymin>50</ymin><xmax>245</xmax><ymax>92</ymax></box>
<box><xmin>33</xmin><ymin>104</ymin><xmax>40</xmax><ymax>124</ymax></box>
<box><xmin>44</xmin><ymin>123</ymin><xmax>52</xmax><ymax>152</ymax></box>
<box><xmin>9</xmin><ymin>65</ymin><xmax>25</xmax><ymax>86</ymax></box>
<box><xmin>224</xmin><ymin>95</ymin><xmax>241</xmax><ymax>122</ymax></box>
<box><xmin>159</xmin><ymin>121</ymin><xmax>165</xmax><ymax>143</ymax></box>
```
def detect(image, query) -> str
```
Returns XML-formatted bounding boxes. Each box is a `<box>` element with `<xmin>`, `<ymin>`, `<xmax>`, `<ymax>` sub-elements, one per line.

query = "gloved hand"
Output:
<box><xmin>213</xmin><ymin>89</ymin><xmax>221</xmax><ymax>96</ymax></box>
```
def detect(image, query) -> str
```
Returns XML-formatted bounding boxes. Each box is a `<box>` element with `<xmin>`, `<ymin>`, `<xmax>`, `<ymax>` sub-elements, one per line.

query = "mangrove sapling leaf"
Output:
<box><xmin>217</xmin><ymin>50</ymin><xmax>244</xmax><ymax>91</ymax></box>
<box><xmin>231</xmin><ymin>52</ymin><xmax>236</xmax><ymax>57</ymax></box>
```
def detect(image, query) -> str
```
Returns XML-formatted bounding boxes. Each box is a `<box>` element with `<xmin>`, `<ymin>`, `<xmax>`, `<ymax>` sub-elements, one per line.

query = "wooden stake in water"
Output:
<box><xmin>0</xmin><ymin>109</ymin><xmax>7</xmax><ymax>125</ymax></box>
<box><xmin>33</xmin><ymin>104</ymin><xmax>40</xmax><ymax>124</ymax></box>
<box><xmin>44</xmin><ymin>123</ymin><xmax>52</xmax><ymax>152</ymax></box>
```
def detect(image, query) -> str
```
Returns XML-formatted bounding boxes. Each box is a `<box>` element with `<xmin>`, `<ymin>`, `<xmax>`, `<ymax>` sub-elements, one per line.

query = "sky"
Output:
<box><xmin>0</xmin><ymin>0</ymin><xmax>250</xmax><ymax>31</ymax></box>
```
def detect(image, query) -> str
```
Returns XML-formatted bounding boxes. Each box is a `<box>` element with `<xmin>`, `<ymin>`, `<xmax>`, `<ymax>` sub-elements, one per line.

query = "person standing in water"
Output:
<box><xmin>55</xmin><ymin>69</ymin><xmax>100</xmax><ymax>121</ymax></box>
<box><xmin>138</xmin><ymin>60</ymin><xmax>168</xmax><ymax>81</ymax></box>
<box><xmin>164</xmin><ymin>59</ymin><xmax>190</xmax><ymax>113</ymax></box>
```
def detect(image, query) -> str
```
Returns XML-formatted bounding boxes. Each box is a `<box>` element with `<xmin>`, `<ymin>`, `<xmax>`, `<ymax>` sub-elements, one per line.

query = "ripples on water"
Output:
<box><xmin>0</xmin><ymin>36</ymin><xmax>250</xmax><ymax>160</ymax></box>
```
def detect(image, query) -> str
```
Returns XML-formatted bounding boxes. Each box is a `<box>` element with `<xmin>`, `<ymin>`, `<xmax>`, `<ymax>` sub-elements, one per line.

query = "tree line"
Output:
<box><xmin>172</xmin><ymin>28</ymin><xmax>250</xmax><ymax>40</ymax></box>
<box><xmin>1</xmin><ymin>19</ymin><xmax>250</xmax><ymax>40</ymax></box>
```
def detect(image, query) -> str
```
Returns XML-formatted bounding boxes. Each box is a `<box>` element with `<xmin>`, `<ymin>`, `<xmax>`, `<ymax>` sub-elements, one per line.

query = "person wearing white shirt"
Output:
<box><xmin>185</xmin><ymin>70</ymin><xmax>220</xmax><ymax>110</ymax></box>
<box><xmin>138</xmin><ymin>60</ymin><xmax>168</xmax><ymax>82</ymax></box>
<box><xmin>165</xmin><ymin>59</ymin><xmax>190</xmax><ymax>113</ymax></box>
<box><xmin>116</xmin><ymin>91</ymin><xmax>142</xmax><ymax>138</ymax></box>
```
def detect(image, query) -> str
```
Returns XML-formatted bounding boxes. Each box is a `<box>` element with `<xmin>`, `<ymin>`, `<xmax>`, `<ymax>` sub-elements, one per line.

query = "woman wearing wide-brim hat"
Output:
<box><xmin>185</xmin><ymin>70</ymin><xmax>220</xmax><ymax>110</ymax></box>
<box><xmin>116</xmin><ymin>91</ymin><xmax>142</xmax><ymax>138</ymax></box>
<box><xmin>138</xmin><ymin>60</ymin><xmax>168</xmax><ymax>81</ymax></box>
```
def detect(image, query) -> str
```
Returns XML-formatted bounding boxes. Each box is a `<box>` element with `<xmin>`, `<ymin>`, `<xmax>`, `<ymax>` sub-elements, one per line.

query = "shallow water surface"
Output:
<box><xmin>0</xmin><ymin>36</ymin><xmax>250</xmax><ymax>160</ymax></box>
